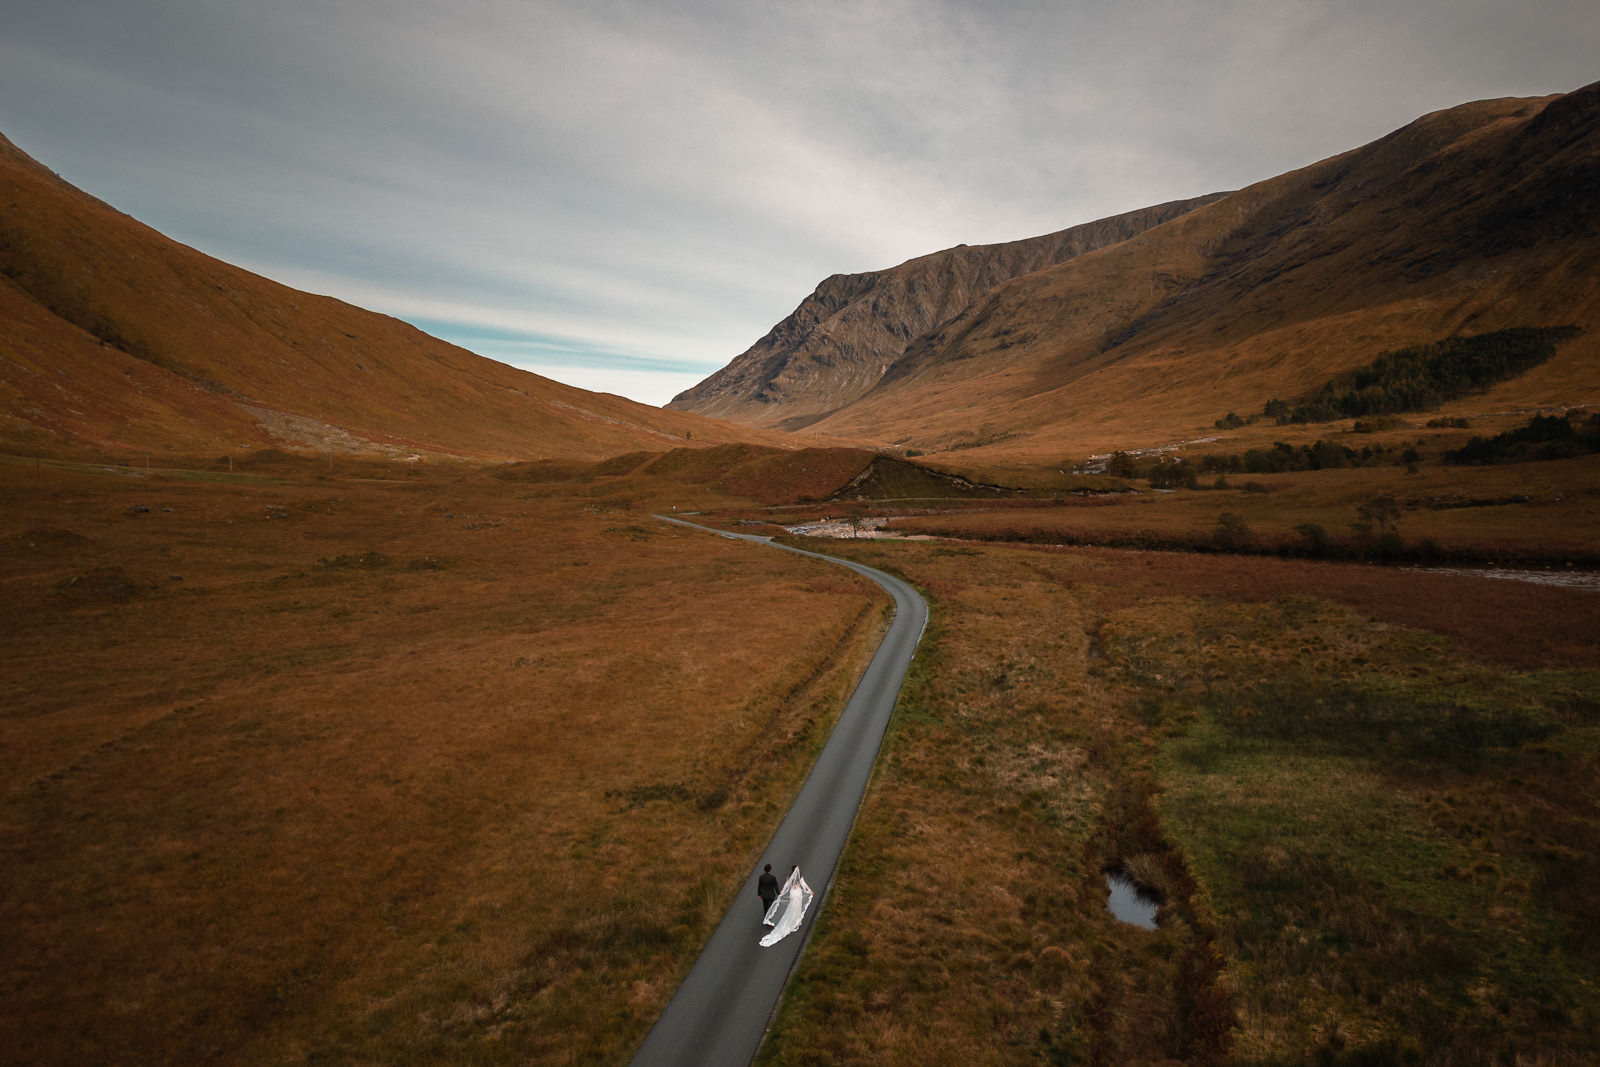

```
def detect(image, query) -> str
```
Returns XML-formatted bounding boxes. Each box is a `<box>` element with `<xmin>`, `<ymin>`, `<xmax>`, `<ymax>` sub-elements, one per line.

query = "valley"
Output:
<box><xmin>3</xmin><ymin>77</ymin><xmax>1599</xmax><ymax>1065</ymax></box>
<box><xmin>5</xmin><ymin>436</ymin><xmax>1597</xmax><ymax>1063</ymax></box>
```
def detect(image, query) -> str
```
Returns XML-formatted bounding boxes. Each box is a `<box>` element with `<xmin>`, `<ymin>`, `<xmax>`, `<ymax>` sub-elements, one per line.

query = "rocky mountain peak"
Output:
<box><xmin>667</xmin><ymin>194</ymin><xmax>1229</xmax><ymax>429</ymax></box>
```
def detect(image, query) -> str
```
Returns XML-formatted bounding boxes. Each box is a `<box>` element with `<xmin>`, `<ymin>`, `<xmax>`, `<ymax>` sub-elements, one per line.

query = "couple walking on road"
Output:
<box><xmin>755</xmin><ymin>862</ymin><xmax>812</xmax><ymax>949</ymax></box>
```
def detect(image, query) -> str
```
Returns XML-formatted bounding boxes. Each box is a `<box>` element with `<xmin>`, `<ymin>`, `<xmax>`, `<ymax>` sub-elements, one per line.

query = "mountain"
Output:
<box><xmin>666</xmin><ymin>194</ymin><xmax>1228</xmax><ymax>430</ymax></box>
<box><xmin>671</xmin><ymin>82</ymin><xmax>1600</xmax><ymax>465</ymax></box>
<box><xmin>0</xmin><ymin>132</ymin><xmax>765</xmax><ymax>462</ymax></box>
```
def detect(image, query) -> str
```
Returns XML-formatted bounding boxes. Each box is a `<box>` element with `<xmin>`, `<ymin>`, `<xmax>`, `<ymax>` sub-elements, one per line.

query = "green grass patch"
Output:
<box><xmin>1157</xmin><ymin>668</ymin><xmax>1600</xmax><ymax>1063</ymax></box>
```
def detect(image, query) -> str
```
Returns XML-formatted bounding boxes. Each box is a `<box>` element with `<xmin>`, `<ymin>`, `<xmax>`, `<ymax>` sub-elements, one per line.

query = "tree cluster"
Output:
<box><xmin>1215</xmin><ymin>326</ymin><xmax>1580</xmax><ymax>429</ymax></box>
<box><xmin>1109</xmin><ymin>439</ymin><xmax>1400</xmax><ymax>488</ymax></box>
<box><xmin>1445</xmin><ymin>411</ymin><xmax>1600</xmax><ymax>465</ymax></box>
<box><xmin>1199</xmin><ymin>440</ymin><xmax>1395</xmax><ymax>475</ymax></box>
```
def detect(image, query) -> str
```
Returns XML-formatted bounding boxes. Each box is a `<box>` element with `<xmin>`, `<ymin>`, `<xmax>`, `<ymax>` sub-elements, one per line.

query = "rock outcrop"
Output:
<box><xmin>667</xmin><ymin>194</ymin><xmax>1228</xmax><ymax>428</ymax></box>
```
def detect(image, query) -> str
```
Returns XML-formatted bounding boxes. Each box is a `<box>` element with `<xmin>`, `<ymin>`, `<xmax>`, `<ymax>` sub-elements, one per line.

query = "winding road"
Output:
<box><xmin>630</xmin><ymin>517</ymin><xmax>928</xmax><ymax>1067</ymax></box>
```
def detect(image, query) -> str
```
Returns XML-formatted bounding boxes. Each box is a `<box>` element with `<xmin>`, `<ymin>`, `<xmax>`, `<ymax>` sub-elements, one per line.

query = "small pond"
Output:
<box><xmin>1104</xmin><ymin>870</ymin><xmax>1159</xmax><ymax>930</ymax></box>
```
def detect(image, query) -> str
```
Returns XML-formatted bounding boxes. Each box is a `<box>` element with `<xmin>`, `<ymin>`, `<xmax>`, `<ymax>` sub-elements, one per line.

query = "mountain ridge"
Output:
<box><xmin>671</xmin><ymin>84</ymin><xmax>1600</xmax><ymax>465</ymax></box>
<box><xmin>666</xmin><ymin>193</ymin><xmax>1229</xmax><ymax>428</ymax></box>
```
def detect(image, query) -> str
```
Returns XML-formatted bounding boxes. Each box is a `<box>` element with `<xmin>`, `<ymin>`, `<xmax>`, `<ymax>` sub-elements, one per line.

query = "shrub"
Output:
<box><xmin>1353</xmin><ymin>415</ymin><xmax>1406</xmax><ymax>433</ymax></box>
<box><xmin>1445</xmin><ymin>412</ymin><xmax>1598</xmax><ymax>465</ymax></box>
<box><xmin>1293</xmin><ymin>523</ymin><xmax>1332</xmax><ymax>554</ymax></box>
<box><xmin>1352</xmin><ymin>494</ymin><xmax>1402</xmax><ymax>540</ymax></box>
<box><xmin>1149</xmin><ymin>458</ymin><xmax>1199</xmax><ymax>490</ymax></box>
<box><xmin>1107</xmin><ymin>451</ymin><xmax>1141</xmax><ymax>478</ymax></box>
<box><xmin>1213</xmin><ymin>512</ymin><xmax>1252</xmax><ymax>550</ymax></box>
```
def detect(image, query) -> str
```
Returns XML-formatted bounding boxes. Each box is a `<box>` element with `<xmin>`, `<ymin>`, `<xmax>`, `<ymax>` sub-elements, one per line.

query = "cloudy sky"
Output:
<box><xmin>2</xmin><ymin>2</ymin><xmax>1595</xmax><ymax>405</ymax></box>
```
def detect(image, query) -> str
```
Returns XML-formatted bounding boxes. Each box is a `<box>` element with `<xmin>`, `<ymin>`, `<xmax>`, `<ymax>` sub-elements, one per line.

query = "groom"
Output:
<box><xmin>756</xmin><ymin>863</ymin><xmax>780</xmax><ymax>917</ymax></box>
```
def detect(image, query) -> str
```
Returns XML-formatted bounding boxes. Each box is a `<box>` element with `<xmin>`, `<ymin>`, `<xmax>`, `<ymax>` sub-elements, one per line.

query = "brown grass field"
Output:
<box><xmin>0</xmin><ymin>454</ymin><xmax>886</xmax><ymax>1064</ymax></box>
<box><xmin>896</xmin><ymin>437</ymin><xmax>1600</xmax><ymax>569</ymax></box>
<box><xmin>758</xmin><ymin>533</ymin><xmax>1600</xmax><ymax>1064</ymax></box>
<box><xmin>5</xmin><ymin>444</ymin><xmax>1600</xmax><ymax>1065</ymax></box>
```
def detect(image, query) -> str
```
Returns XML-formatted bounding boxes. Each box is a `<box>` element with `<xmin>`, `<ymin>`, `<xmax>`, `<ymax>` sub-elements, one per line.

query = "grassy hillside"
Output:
<box><xmin>0</xmin><ymin>131</ymin><xmax>769</xmax><ymax>462</ymax></box>
<box><xmin>491</xmin><ymin>443</ymin><xmax>1119</xmax><ymax>509</ymax></box>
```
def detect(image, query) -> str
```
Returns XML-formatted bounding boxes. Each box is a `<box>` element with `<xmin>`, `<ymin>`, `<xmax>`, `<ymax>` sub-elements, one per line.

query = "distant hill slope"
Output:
<box><xmin>674</xmin><ymin>82</ymin><xmax>1600</xmax><ymax>464</ymax></box>
<box><xmin>667</xmin><ymin>194</ymin><xmax>1228</xmax><ymax>429</ymax></box>
<box><xmin>0</xmin><ymin>132</ymin><xmax>764</xmax><ymax>461</ymax></box>
<box><xmin>501</xmin><ymin>442</ymin><xmax>1090</xmax><ymax>507</ymax></box>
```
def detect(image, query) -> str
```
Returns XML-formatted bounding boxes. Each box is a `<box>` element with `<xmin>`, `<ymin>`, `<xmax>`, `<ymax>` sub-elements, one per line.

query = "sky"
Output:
<box><xmin>2</xmin><ymin>2</ymin><xmax>1596</xmax><ymax>406</ymax></box>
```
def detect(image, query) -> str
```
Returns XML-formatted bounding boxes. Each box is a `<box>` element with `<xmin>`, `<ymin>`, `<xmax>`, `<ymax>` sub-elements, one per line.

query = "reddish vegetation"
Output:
<box><xmin>1063</xmin><ymin>545</ymin><xmax>1600</xmax><ymax>671</ymax></box>
<box><xmin>597</xmin><ymin>443</ymin><xmax>882</xmax><ymax>505</ymax></box>
<box><xmin>882</xmin><ymin>448</ymin><xmax>1600</xmax><ymax>671</ymax></box>
<box><xmin>0</xmin><ymin>457</ymin><xmax>887</xmax><ymax>1063</ymax></box>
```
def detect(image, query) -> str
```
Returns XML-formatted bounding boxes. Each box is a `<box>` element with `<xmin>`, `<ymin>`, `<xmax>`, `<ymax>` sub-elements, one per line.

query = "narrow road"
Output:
<box><xmin>630</xmin><ymin>517</ymin><xmax>928</xmax><ymax>1067</ymax></box>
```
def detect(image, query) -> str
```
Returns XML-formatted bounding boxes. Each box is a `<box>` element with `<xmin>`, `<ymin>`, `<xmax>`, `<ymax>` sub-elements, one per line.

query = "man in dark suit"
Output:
<box><xmin>757</xmin><ymin>863</ymin><xmax>780</xmax><ymax>917</ymax></box>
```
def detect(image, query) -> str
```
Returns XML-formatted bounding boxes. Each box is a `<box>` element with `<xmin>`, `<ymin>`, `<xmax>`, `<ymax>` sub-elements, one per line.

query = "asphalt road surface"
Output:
<box><xmin>630</xmin><ymin>517</ymin><xmax>929</xmax><ymax>1067</ymax></box>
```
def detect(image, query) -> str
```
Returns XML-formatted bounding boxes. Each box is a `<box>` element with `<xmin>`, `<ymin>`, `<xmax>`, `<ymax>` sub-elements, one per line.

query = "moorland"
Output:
<box><xmin>4</xmin><ymin>81</ymin><xmax>1600</xmax><ymax>1066</ymax></box>
<box><xmin>5</xmin><ymin>429</ymin><xmax>1599</xmax><ymax>1065</ymax></box>
<box><xmin>1</xmin><ymin>451</ymin><xmax>889</xmax><ymax>1064</ymax></box>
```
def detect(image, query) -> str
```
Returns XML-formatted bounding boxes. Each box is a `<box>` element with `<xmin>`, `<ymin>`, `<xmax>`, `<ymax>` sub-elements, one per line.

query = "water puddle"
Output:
<box><xmin>1104</xmin><ymin>870</ymin><xmax>1159</xmax><ymax>930</ymax></box>
<box><xmin>1405</xmin><ymin>566</ymin><xmax>1600</xmax><ymax>591</ymax></box>
<box><xmin>784</xmin><ymin>517</ymin><xmax>891</xmax><ymax>538</ymax></box>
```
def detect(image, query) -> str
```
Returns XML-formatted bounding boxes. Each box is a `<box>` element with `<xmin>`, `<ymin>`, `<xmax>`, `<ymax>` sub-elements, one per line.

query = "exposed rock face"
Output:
<box><xmin>667</xmin><ymin>195</ymin><xmax>1229</xmax><ymax>428</ymax></box>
